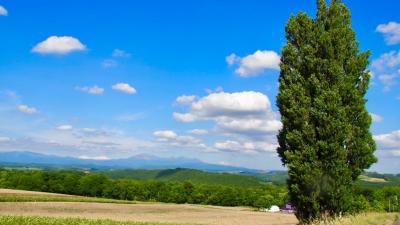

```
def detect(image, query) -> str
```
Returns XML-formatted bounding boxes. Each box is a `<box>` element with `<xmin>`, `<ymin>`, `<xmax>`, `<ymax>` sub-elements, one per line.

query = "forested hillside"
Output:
<box><xmin>0</xmin><ymin>168</ymin><xmax>287</xmax><ymax>208</ymax></box>
<box><xmin>101</xmin><ymin>168</ymin><xmax>264</xmax><ymax>187</ymax></box>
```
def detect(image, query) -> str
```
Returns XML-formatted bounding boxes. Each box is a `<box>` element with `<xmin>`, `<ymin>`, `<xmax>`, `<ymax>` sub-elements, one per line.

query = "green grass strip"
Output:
<box><xmin>0</xmin><ymin>215</ymin><xmax>203</xmax><ymax>225</ymax></box>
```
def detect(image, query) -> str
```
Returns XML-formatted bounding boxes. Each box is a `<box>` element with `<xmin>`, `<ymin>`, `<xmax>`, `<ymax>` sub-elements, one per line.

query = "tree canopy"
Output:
<box><xmin>277</xmin><ymin>0</ymin><xmax>376</xmax><ymax>222</ymax></box>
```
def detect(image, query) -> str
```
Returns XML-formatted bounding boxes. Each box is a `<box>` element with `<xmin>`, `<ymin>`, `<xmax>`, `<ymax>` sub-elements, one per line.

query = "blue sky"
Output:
<box><xmin>0</xmin><ymin>1</ymin><xmax>399</xmax><ymax>173</ymax></box>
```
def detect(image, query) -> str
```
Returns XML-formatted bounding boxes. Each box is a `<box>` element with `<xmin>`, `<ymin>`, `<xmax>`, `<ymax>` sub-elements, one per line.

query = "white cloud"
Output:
<box><xmin>173</xmin><ymin>91</ymin><xmax>280</xmax><ymax>133</ymax></box>
<box><xmin>56</xmin><ymin>124</ymin><xmax>73</xmax><ymax>131</ymax></box>
<box><xmin>225</xmin><ymin>53</ymin><xmax>240</xmax><ymax>65</ymax></box>
<box><xmin>78</xmin><ymin>155</ymin><xmax>110</xmax><ymax>160</ymax></box>
<box><xmin>102</xmin><ymin>59</ymin><xmax>118</xmax><ymax>68</ymax></box>
<box><xmin>0</xmin><ymin>136</ymin><xmax>11</xmax><ymax>142</ymax></box>
<box><xmin>188</xmin><ymin>129</ymin><xmax>208</xmax><ymax>135</ymax></box>
<box><xmin>153</xmin><ymin>130</ymin><xmax>213</xmax><ymax>151</ymax></box>
<box><xmin>372</xmin><ymin>51</ymin><xmax>400</xmax><ymax>70</ymax></box>
<box><xmin>227</xmin><ymin>50</ymin><xmax>280</xmax><ymax>77</ymax></box>
<box><xmin>173</xmin><ymin>112</ymin><xmax>197</xmax><ymax>122</ymax></box>
<box><xmin>76</xmin><ymin>85</ymin><xmax>104</xmax><ymax>95</ymax></box>
<box><xmin>112</xmin><ymin>49</ymin><xmax>131</xmax><ymax>58</ymax></box>
<box><xmin>376</xmin><ymin>22</ymin><xmax>400</xmax><ymax>45</ymax></box>
<box><xmin>0</xmin><ymin>5</ymin><xmax>8</xmax><ymax>16</ymax></box>
<box><xmin>214</xmin><ymin>140</ymin><xmax>277</xmax><ymax>154</ymax></box>
<box><xmin>17</xmin><ymin>104</ymin><xmax>38</xmax><ymax>114</ymax></box>
<box><xmin>32</xmin><ymin>36</ymin><xmax>86</xmax><ymax>55</ymax></box>
<box><xmin>82</xmin><ymin>128</ymin><xmax>96</xmax><ymax>133</ymax></box>
<box><xmin>214</xmin><ymin>140</ymin><xmax>255</xmax><ymax>153</ymax></box>
<box><xmin>112</xmin><ymin>83</ymin><xmax>136</xmax><ymax>94</ymax></box>
<box><xmin>175</xmin><ymin>95</ymin><xmax>196</xmax><ymax>105</ymax></box>
<box><xmin>0</xmin><ymin>127</ymin><xmax>152</xmax><ymax>158</ymax></box>
<box><xmin>371</xmin><ymin>51</ymin><xmax>400</xmax><ymax>91</ymax></box>
<box><xmin>374</xmin><ymin>130</ymin><xmax>400</xmax><ymax>149</ymax></box>
<box><xmin>373</xmin><ymin>130</ymin><xmax>400</xmax><ymax>158</ymax></box>
<box><xmin>173</xmin><ymin>91</ymin><xmax>281</xmax><ymax>142</ymax></box>
<box><xmin>370</xmin><ymin>113</ymin><xmax>383</xmax><ymax>123</ymax></box>
<box><xmin>379</xmin><ymin>74</ymin><xmax>398</xmax><ymax>92</ymax></box>
<box><xmin>173</xmin><ymin>91</ymin><xmax>282</xmax><ymax>154</ymax></box>
<box><xmin>153</xmin><ymin>130</ymin><xmax>178</xmax><ymax>139</ymax></box>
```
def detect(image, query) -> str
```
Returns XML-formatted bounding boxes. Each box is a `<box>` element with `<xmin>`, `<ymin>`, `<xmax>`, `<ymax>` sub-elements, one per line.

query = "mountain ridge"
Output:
<box><xmin>0</xmin><ymin>151</ymin><xmax>261</xmax><ymax>173</ymax></box>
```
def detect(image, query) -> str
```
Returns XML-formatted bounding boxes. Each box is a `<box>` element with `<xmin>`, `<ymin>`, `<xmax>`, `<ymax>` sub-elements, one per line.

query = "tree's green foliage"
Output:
<box><xmin>0</xmin><ymin>168</ymin><xmax>287</xmax><ymax>209</ymax></box>
<box><xmin>0</xmin><ymin>168</ymin><xmax>398</xmax><ymax>213</ymax></box>
<box><xmin>102</xmin><ymin>168</ymin><xmax>264</xmax><ymax>187</ymax></box>
<box><xmin>277</xmin><ymin>0</ymin><xmax>376</xmax><ymax>222</ymax></box>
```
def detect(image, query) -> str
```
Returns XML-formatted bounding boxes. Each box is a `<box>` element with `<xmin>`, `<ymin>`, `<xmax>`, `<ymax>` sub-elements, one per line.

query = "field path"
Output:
<box><xmin>0</xmin><ymin>188</ymin><xmax>297</xmax><ymax>225</ymax></box>
<box><xmin>0</xmin><ymin>201</ymin><xmax>297</xmax><ymax>225</ymax></box>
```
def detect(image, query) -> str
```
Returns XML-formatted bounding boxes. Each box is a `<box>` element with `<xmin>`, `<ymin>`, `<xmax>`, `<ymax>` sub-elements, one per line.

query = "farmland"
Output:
<box><xmin>0</xmin><ymin>189</ymin><xmax>297</xmax><ymax>225</ymax></box>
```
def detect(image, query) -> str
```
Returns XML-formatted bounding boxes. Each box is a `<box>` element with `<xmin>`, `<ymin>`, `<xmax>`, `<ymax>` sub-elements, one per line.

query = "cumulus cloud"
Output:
<box><xmin>173</xmin><ymin>91</ymin><xmax>281</xmax><ymax>154</ymax></box>
<box><xmin>173</xmin><ymin>91</ymin><xmax>281</xmax><ymax>136</ymax></box>
<box><xmin>56</xmin><ymin>124</ymin><xmax>73</xmax><ymax>131</ymax></box>
<box><xmin>371</xmin><ymin>51</ymin><xmax>400</xmax><ymax>91</ymax></box>
<box><xmin>370</xmin><ymin>113</ymin><xmax>383</xmax><ymax>123</ymax></box>
<box><xmin>32</xmin><ymin>36</ymin><xmax>86</xmax><ymax>55</ymax></box>
<box><xmin>173</xmin><ymin>91</ymin><xmax>282</xmax><ymax>153</ymax></box>
<box><xmin>188</xmin><ymin>129</ymin><xmax>208</xmax><ymax>135</ymax></box>
<box><xmin>374</xmin><ymin>130</ymin><xmax>400</xmax><ymax>157</ymax></box>
<box><xmin>0</xmin><ymin>5</ymin><xmax>8</xmax><ymax>16</ymax></box>
<box><xmin>175</xmin><ymin>95</ymin><xmax>196</xmax><ymax>105</ymax></box>
<box><xmin>112</xmin><ymin>49</ymin><xmax>131</xmax><ymax>58</ymax></box>
<box><xmin>376</xmin><ymin>22</ymin><xmax>400</xmax><ymax>45</ymax></box>
<box><xmin>227</xmin><ymin>50</ymin><xmax>280</xmax><ymax>77</ymax></box>
<box><xmin>153</xmin><ymin>130</ymin><xmax>213</xmax><ymax>151</ymax></box>
<box><xmin>112</xmin><ymin>83</ymin><xmax>136</xmax><ymax>94</ymax></box>
<box><xmin>17</xmin><ymin>104</ymin><xmax>38</xmax><ymax>114</ymax></box>
<box><xmin>76</xmin><ymin>85</ymin><xmax>104</xmax><ymax>95</ymax></box>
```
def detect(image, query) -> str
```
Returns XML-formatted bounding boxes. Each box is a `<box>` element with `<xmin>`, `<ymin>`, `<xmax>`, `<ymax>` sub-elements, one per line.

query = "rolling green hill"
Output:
<box><xmin>101</xmin><ymin>168</ymin><xmax>265</xmax><ymax>187</ymax></box>
<box><xmin>358</xmin><ymin>172</ymin><xmax>400</xmax><ymax>187</ymax></box>
<box><xmin>252</xmin><ymin>171</ymin><xmax>289</xmax><ymax>185</ymax></box>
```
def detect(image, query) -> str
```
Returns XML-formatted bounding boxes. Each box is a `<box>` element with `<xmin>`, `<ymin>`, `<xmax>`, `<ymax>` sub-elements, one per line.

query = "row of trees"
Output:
<box><xmin>0</xmin><ymin>169</ymin><xmax>398</xmax><ymax>213</ymax></box>
<box><xmin>0</xmin><ymin>169</ymin><xmax>287</xmax><ymax>208</ymax></box>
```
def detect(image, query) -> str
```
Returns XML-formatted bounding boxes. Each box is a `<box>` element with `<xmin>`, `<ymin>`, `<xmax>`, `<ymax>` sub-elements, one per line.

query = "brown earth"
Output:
<box><xmin>0</xmin><ymin>189</ymin><xmax>298</xmax><ymax>225</ymax></box>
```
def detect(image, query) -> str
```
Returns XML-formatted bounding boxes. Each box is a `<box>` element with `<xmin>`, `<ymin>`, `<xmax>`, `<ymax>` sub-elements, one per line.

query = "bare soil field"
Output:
<box><xmin>0</xmin><ymin>189</ymin><xmax>297</xmax><ymax>225</ymax></box>
<box><xmin>0</xmin><ymin>188</ymin><xmax>72</xmax><ymax>196</ymax></box>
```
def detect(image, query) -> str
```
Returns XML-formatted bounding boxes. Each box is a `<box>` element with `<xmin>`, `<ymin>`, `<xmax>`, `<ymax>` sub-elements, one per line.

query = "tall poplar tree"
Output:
<box><xmin>276</xmin><ymin>0</ymin><xmax>376</xmax><ymax>223</ymax></box>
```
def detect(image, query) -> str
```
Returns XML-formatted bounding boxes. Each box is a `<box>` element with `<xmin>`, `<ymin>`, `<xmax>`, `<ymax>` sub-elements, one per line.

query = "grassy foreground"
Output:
<box><xmin>316</xmin><ymin>212</ymin><xmax>399</xmax><ymax>225</ymax></box>
<box><xmin>0</xmin><ymin>215</ymin><xmax>202</xmax><ymax>225</ymax></box>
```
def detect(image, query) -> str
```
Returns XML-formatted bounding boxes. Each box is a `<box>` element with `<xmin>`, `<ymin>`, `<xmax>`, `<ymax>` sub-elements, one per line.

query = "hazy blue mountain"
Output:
<box><xmin>0</xmin><ymin>151</ymin><xmax>260</xmax><ymax>173</ymax></box>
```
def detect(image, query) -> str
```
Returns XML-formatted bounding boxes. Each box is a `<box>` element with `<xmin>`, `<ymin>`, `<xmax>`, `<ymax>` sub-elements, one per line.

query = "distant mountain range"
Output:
<box><xmin>0</xmin><ymin>151</ymin><xmax>260</xmax><ymax>173</ymax></box>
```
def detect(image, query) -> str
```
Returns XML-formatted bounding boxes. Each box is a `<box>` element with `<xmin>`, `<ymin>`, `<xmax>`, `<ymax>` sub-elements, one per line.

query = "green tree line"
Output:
<box><xmin>0</xmin><ymin>169</ymin><xmax>286</xmax><ymax>208</ymax></box>
<box><xmin>0</xmin><ymin>168</ymin><xmax>398</xmax><ymax>213</ymax></box>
